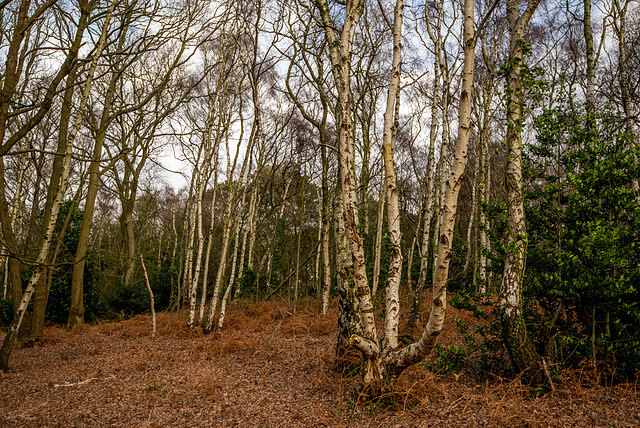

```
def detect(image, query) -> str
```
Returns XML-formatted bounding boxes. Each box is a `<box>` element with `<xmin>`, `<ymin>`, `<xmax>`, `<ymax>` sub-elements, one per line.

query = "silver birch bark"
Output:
<box><xmin>314</xmin><ymin>187</ymin><xmax>323</xmax><ymax>297</ymax></box>
<box><xmin>584</xmin><ymin>0</ymin><xmax>596</xmax><ymax>116</ymax></box>
<box><xmin>187</xmin><ymin>167</ymin><xmax>207</xmax><ymax>328</ymax></box>
<box><xmin>198</xmin><ymin>159</ymin><xmax>219</xmax><ymax>323</ymax></box>
<box><xmin>381</xmin><ymin>0</ymin><xmax>405</xmax><ymax>355</ymax></box>
<box><xmin>315</xmin><ymin>0</ymin><xmax>382</xmax><ymax>383</ymax></box>
<box><xmin>139</xmin><ymin>255</ymin><xmax>156</xmax><ymax>338</ymax></box>
<box><xmin>499</xmin><ymin>0</ymin><xmax>544</xmax><ymax>383</ymax></box>
<box><xmin>217</xmin><ymin>205</ymin><xmax>243</xmax><ymax>330</ymax></box>
<box><xmin>611</xmin><ymin>0</ymin><xmax>639</xmax><ymax>202</ymax></box>
<box><xmin>406</xmin><ymin>55</ymin><xmax>439</xmax><ymax>329</ymax></box>
<box><xmin>4</xmin><ymin>151</ymin><xmax>27</xmax><ymax>307</ymax></box>
<box><xmin>463</xmin><ymin>148</ymin><xmax>479</xmax><ymax>278</ymax></box>
<box><xmin>235</xmin><ymin>175</ymin><xmax>257</xmax><ymax>299</ymax></box>
<box><xmin>351</xmin><ymin>0</ymin><xmax>481</xmax><ymax>381</ymax></box>
<box><xmin>371</xmin><ymin>175</ymin><xmax>385</xmax><ymax>298</ymax></box>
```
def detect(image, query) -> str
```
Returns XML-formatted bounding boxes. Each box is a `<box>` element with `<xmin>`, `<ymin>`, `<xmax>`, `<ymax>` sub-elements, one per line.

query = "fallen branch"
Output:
<box><xmin>54</xmin><ymin>375</ymin><xmax>115</xmax><ymax>387</ymax></box>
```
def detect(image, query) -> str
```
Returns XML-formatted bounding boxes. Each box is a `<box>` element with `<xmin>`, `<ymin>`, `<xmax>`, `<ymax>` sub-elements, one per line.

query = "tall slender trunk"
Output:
<box><xmin>612</xmin><ymin>0</ymin><xmax>639</xmax><ymax>202</ymax></box>
<box><xmin>499</xmin><ymin>0</ymin><xmax>544</xmax><ymax>384</ymax></box>
<box><xmin>169</xmin><ymin>204</ymin><xmax>178</xmax><ymax>308</ymax></box>
<box><xmin>218</xmin><ymin>206</ymin><xmax>242</xmax><ymax>329</ymax></box>
<box><xmin>68</xmin><ymin>3</ymin><xmax>126</xmax><ymax>325</ymax></box>
<box><xmin>320</xmin><ymin>151</ymin><xmax>332</xmax><ymax>314</ymax></box>
<box><xmin>266</xmin><ymin>167</ymin><xmax>294</xmax><ymax>289</ymax></box>
<box><xmin>121</xmin><ymin>204</ymin><xmax>137</xmax><ymax>287</ymax></box>
<box><xmin>406</xmin><ymin>54</ymin><xmax>439</xmax><ymax>330</ymax></box>
<box><xmin>187</xmin><ymin>178</ymin><xmax>205</xmax><ymax>328</ymax></box>
<box><xmin>314</xmin><ymin>187</ymin><xmax>323</xmax><ymax>297</ymax></box>
<box><xmin>1</xmin><ymin>151</ymin><xmax>27</xmax><ymax>311</ymax></box>
<box><xmin>584</xmin><ymin>0</ymin><xmax>595</xmax><ymax>116</ymax></box>
<box><xmin>199</xmin><ymin>155</ymin><xmax>220</xmax><ymax>323</ymax></box>
<box><xmin>463</xmin><ymin>147</ymin><xmax>479</xmax><ymax>278</ymax></box>
<box><xmin>203</xmin><ymin>185</ymin><xmax>235</xmax><ymax>333</ymax></box>
<box><xmin>380</xmin><ymin>5</ymin><xmax>405</xmax><ymax>357</ymax></box>
<box><xmin>31</xmin><ymin>66</ymin><xmax>76</xmax><ymax>335</ymax></box>
<box><xmin>405</xmin><ymin>185</ymin><xmax>424</xmax><ymax>292</ymax></box>
<box><xmin>182</xmin><ymin>192</ymin><xmax>197</xmax><ymax>320</ymax></box>
<box><xmin>371</xmin><ymin>175</ymin><xmax>385</xmax><ymax>298</ymax></box>
<box><xmin>293</xmin><ymin>162</ymin><xmax>307</xmax><ymax>313</ymax></box>
<box><xmin>478</xmin><ymin>125</ymin><xmax>489</xmax><ymax>292</ymax></box>
<box><xmin>235</xmin><ymin>177</ymin><xmax>256</xmax><ymax>299</ymax></box>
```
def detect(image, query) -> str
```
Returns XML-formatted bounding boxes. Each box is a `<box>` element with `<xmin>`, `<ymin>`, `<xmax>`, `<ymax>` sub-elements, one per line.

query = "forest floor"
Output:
<box><xmin>0</xmin><ymin>296</ymin><xmax>638</xmax><ymax>427</ymax></box>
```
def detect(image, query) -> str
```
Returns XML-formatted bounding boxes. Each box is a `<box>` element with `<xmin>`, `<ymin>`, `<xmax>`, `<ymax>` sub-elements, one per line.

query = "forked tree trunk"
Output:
<box><xmin>350</xmin><ymin>0</ymin><xmax>479</xmax><ymax>383</ymax></box>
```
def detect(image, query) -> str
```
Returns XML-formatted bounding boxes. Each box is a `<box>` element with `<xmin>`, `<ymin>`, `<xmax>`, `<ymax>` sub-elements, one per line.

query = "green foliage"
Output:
<box><xmin>235</xmin><ymin>269</ymin><xmax>258</xmax><ymax>299</ymax></box>
<box><xmin>0</xmin><ymin>299</ymin><xmax>13</xmax><ymax>327</ymax></box>
<box><xmin>150</xmin><ymin>266</ymin><xmax>174</xmax><ymax>311</ymax></box>
<box><xmin>424</xmin><ymin>344</ymin><xmax>468</xmax><ymax>374</ymax></box>
<box><xmin>103</xmin><ymin>283</ymin><xmax>151</xmax><ymax>317</ymax></box>
<box><xmin>524</xmin><ymin>99</ymin><xmax>640</xmax><ymax>378</ymax></box>
<box><xmin>46</xmin><ymin>201</ymin><xmax>104</xmax><ymax>323</ymax></box>
<box><xmin>450</xmin><ymin>293</ymin><xmax>488</xmax><ymax>319</ymax></box>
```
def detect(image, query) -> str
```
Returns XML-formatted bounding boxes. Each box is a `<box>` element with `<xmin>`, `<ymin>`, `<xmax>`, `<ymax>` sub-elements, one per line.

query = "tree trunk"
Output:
<box><xmin>30</xmin><ymin>63</ymin><xmax>80</xmax><ymax>339</ymax></box>
<box><xmin>293</xmin><ymin>162</ymin><xmax>306</xmax><ymax>313</ymax></box>
<box><xmin>371</xmin><ymin>174</ymin><xmax>385</xmax><ymax>298</ymax></box>
<box><xmin>351</xmin><ymin>0</ymin><xmax>478</xmax><ymax>382</ymax></box>
<box><xmin>217</xmin><ymin>210</ymin><xmax>242</xmax><ymax>330</ymax></box>
<box><xmin>463</xmin><ymin>146</ymin><xmax>479</xmax><ymax>279</ymax></box>
<box><xmin>499</xmin><ymin>0</ymin><xmax>544</xmax><ymax>384</ymax></box>
<box><xmin>68</xmin><ymin>2</ymin><xmax>125</xmax><ymax>326</ymax></box>
<box><xmin>139</xmin><ymin>254</ymin><xmax>156</xmax><ymax>339</ymax></box>
<box><xmin>406</xmin><ymin>50</ymin><xmax>439</xmax><ymax>330</ymax></box>
<box><xmin>379</xmin><ymin>3</ymin><xmax>405</xmax><ymax>356</ymax></box>
<box><xmin>584</xmin><ymin>0</ymin><xmax>595</xmax><ymax>116</ymax></box>
<box><xmin>478</xmin><ymin>125</ymin><xmax>489</xmax><ymax>293</ymax></box>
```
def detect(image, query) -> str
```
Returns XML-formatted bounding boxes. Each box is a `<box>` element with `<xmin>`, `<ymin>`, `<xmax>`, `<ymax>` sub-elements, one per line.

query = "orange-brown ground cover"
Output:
<box><xmin>0</xmin><ymin>298</ymin><xmax>638</xmax><ymax>427</ymax></box>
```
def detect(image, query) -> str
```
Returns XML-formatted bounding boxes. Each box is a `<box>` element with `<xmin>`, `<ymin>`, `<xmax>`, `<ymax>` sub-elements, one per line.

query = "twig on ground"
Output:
<box><xmin>54</xmin><ymin>375</ymin><xmax>115</xmax><ymax>387</ymax></box>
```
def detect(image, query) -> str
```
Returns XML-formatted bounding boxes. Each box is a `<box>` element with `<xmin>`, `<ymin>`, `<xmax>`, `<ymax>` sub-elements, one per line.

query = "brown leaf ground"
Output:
<box><xmin>0</xmin><ymin>297</ymin><xmax>638</xmax><ymax>427</ymax></box>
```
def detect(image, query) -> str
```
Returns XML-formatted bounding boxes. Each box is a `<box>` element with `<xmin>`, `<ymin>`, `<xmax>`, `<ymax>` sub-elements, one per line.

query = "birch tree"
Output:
<box><xmin>498</xmin><ymin>0</ymin><xmax>545</xmax><ymax>384</ymax></box>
